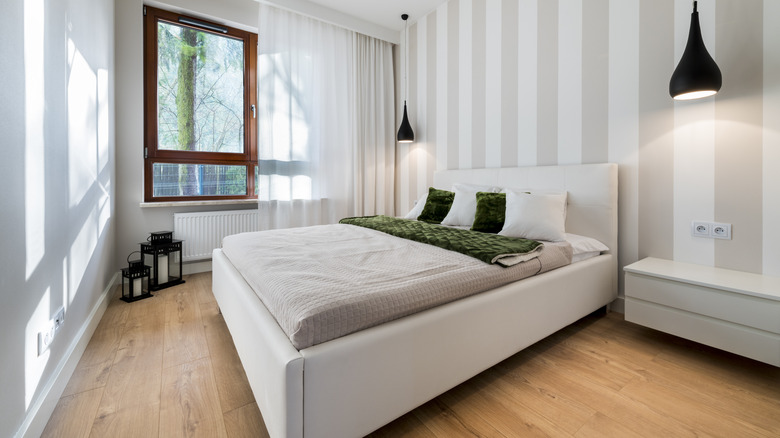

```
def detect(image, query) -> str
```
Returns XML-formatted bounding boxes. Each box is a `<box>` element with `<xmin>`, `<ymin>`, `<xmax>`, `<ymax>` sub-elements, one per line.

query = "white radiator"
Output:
<box><xmin>174</xmin><ymin>210</ymin><xmax>259</xmax><ymax>261</ymax></box>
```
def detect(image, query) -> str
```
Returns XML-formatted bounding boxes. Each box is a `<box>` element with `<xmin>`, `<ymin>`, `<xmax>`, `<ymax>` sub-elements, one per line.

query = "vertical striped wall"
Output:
<box><xmin>396</xmin><ymin>0</ymin><xmax>780</xmax><ymax>292</ymax></box>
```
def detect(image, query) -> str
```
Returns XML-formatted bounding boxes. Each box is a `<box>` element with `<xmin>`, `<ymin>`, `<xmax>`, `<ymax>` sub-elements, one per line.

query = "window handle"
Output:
<box><xmin>251</xmin><ymin>104</ymin><xmax>256</xmax><ymax>119</ymax></box>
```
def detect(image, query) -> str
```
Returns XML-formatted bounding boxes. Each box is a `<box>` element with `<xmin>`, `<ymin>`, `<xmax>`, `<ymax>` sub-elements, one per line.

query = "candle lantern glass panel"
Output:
<box><xmin>141</xmin><ymin>238</ymin><xmax>185</xmax><ymax>291</ymax></box>
<box><xmin>121</xmin><ymin>266</ymin><xmax>152</xmax><ymax>302</ymax></box>
<box><xmin>169</xmin><ymin>249</ymin><xmax>181</xmax><ymax>279</ymax></box>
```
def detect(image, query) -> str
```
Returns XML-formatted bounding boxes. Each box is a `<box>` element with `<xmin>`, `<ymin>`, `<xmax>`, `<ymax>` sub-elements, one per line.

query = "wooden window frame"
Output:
<box><xmin>143</xmin><ymin>6</ymin><xmax>258</xmax><ymax>202</ymax></box>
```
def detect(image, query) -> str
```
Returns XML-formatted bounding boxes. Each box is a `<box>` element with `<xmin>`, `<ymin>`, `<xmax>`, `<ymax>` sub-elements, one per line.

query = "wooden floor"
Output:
<box><xmin>44</xmin><ymin>272</ymin><xmax>780</xmax><ymax>438</ymax></box>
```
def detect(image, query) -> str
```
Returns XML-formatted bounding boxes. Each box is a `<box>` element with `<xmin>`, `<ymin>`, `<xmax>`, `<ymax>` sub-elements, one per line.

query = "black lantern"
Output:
<box><xmin>121</xmin><ymin>251</ymin><xmax>152</xmax><ymax>302</ymax></box>
<box><xmin>140</xmin><ymin>231</ymin><xmax>185</xmax><ymax>291</ymax></box>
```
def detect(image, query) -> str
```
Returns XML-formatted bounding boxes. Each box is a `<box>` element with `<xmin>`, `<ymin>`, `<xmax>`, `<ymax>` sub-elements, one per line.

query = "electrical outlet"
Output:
<box><xmin>38</xmin><ymin>321</ymin><xmax>56</xmax><ymax>356</ymax></box>
<box><xmin>692</xmin><ymin>221</ymin><xmax>710</xmax><ymax>238</ymax></box>
<box><xmin>712</xmin><ymin>222</ymin><xmax>732</xmax><ymax>240</ymax></box>
<box><xmin>691</xmin><ymin>221</ymin><xmax>732</xmax><ymax>240</ymax></box>
<box><xmin>37</xmin><ymin>307</ymin><xmax>65</xmax><ymax>356</ymax></box>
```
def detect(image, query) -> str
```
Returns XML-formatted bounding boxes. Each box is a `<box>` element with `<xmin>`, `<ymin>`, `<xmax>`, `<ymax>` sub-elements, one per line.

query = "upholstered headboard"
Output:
<box><xmin>432</xmin><ymin>163</ymin><xmax>618</xmax><ymax>258</ymax></box>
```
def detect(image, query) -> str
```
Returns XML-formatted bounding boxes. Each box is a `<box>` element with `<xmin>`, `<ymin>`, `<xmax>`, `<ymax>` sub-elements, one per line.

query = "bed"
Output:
<box><xmin>212</xmin><ymin>163</ymin><xmax>618</xmax><ymax>438</ymax></box>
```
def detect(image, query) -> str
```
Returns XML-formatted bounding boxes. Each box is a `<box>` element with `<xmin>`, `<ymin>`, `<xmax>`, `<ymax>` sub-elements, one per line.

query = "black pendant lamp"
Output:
<box><xmin>669</xmin><ymin>1</ymin><xmax>722</xmax><ymax>100</ymax></box>
<box><xmin>397</xmin><ymin>103</ymin><xmax>414</xmax><ymax>143</ymax></box>
<box><xmin>397</xmin><ymin>13</ymin><xmax>414</xmax><ymax>143</ymax></box>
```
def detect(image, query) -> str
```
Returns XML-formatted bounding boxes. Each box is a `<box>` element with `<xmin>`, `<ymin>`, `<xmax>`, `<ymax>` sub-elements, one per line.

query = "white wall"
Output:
<box><xmin>399</xmin><ymin>0</ymin><xmax>780</xmax><ymax>306</ymax></box>
<box><xmin>0</xmin><ymin>0</ymin><xmax>116</xmax><ymax>435</ymax></box>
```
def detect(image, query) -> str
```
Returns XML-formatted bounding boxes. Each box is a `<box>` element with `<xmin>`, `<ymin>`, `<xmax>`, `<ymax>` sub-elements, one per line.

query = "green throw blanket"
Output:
<box><xmin>339</xmin><ymin>215</ymin><xmax>543</xmax><ymax>267</ymax></box>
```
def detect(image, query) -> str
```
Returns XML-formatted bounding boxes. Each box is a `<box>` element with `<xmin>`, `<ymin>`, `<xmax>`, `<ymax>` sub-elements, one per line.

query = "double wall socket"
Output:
<box><xmin>691</xmin><ymin>221</ymin><xmax>732</xmax><ymax>240</ymax></box>
<box><xmin>38</xmin><ymin>307</ymin><xmax>65</xmax><ymax>356</ymax></box>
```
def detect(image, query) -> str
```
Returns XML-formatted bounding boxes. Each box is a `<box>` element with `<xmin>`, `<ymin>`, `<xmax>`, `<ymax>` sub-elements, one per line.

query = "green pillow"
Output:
<box><xmin>417</xmin><ymin>187</ymin><xmax>455</xmax><ymax>224</ymax></box>
<box><xmin>471</xmin><ymin>192</ymin><xmax>506</xmax><ymax>233</ymax></box>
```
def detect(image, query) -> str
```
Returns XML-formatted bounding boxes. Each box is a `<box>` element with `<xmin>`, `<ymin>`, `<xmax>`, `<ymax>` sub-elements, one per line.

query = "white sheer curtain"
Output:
<box><xmin>257</xmin><ymin>5</ymin><xmax>395</xmax><ymax>230</ymax></box>
<box><xmin>351</xmin><ymin>33</ymin><xmax>396</xmax><ymax>217</ymax></box>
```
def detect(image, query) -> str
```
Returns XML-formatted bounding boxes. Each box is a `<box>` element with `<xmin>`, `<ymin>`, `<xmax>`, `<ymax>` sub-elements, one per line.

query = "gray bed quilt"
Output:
<box><xmin>221</xmin><ymin>223</ymin><xmax>572</xmax><ymax>349</ymax></box>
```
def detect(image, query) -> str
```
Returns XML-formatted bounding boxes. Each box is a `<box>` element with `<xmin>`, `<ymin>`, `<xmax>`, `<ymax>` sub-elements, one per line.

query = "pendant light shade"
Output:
<box><xmin>669</xmin><ymin>1</ymin><xmax>722</xmax><ymax>100</ymax></box>
<box><xmin>397</xmin><ymin>101</ymin><xmax>414</xmax><ymax>142</ymax></box>
<box><xmin>397</xmin><ymin>13</ymin><xmax>414</xmax><ymax>143</ymax></box>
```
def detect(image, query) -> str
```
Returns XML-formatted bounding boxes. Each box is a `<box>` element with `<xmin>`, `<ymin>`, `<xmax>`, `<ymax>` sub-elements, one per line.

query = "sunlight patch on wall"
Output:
<box><xmin>25</xmin><ymin>0</ymin><xmax>45</xmax><ymax>281</ymax></box>
<box><xmin>24</xmin><ymin>287</ymin><xmax>50</xmax><ymax>409</ymax></box>
<box><xmin>69</xmin><ymin>203</ymin><xmax>98</xmax><ymax>300</ymax></box>
<box><xmin>98</xmin><ymin>69</ymin><xmax>110</xmax><ymax>171</ymax></box>
<box><xmin>67</xmin><ymin>39</ymin><xmax>98</xmax><ymax>208</ymax></box>
<box><xmin>97</xmin><ymin>69</ymin><xmax>112</xmax><ymax>237</ymax></box>
<box><xmin>98</xmin><ymin>187</ymin><xmax>111</xmax><ymax>238</ymax></box>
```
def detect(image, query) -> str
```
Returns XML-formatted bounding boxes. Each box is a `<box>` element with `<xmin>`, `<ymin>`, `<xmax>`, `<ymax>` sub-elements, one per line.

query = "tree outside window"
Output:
<box><xmin>143</xmin><ymin>7</ymin><xmax>257</xmax><ymax>202</ymax></box>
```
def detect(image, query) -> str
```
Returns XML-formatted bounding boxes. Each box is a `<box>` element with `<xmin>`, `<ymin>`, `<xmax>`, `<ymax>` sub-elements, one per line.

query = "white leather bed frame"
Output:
<box><xmin>212</xmin><ymin>163</ymin><xmax>618</xmax><ymax>438</ymax></box>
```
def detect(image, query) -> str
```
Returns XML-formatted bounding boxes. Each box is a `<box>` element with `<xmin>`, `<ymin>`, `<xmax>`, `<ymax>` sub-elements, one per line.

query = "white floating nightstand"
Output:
<box><xmin>624</xmin><ymin>257</ymin><xmax>780</xmax><ymax>367</ymax></box>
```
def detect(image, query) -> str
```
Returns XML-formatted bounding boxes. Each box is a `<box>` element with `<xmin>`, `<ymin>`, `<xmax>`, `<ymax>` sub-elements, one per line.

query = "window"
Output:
<box><xmin>143</xmin><ymin>6</ymin><xmax>257</xmax><ymax>202</ymax></box>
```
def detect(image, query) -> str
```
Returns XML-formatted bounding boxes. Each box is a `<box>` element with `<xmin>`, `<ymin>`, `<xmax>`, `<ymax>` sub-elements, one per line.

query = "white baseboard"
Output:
<box><xmin>183</xmin><ymin>259</ymin><xmax>212</xmax><ymax>275</ymax></box>
<box><xmin>16</xmin><ymin>272</ymin><xmax>119</xmax><ymax>438</ymax></box>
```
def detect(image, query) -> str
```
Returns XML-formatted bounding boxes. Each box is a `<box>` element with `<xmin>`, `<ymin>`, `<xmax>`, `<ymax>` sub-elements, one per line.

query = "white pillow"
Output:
<box><xmin>565</xmin><ymin>233</ymin><xmax>609</xmax><ymax>262</ymax></box>
<box><xmin>440</xmin><ymin>183</ymin><xmax>500</xmax><ymax>227</ymax></box>
<box><xmin>404</xmin><ymin>192</ymin><xmax>428</xmax><ymax>219</ymax></box>
<box><xmin>499</xmin><ymin>191</ymin><xmax>568</xmax><ymax>241</ymax></box>
<box><xmin>565</xmin><ymin>233</ymin><xmax>609</xmax><ymax>255</ymax></box>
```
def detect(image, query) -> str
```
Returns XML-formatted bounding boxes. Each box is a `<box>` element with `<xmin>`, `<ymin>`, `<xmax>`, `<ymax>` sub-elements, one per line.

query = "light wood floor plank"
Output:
<box><xmin>645</xmin><ymin>354</ymin><xmax>780</xmax><ymax>435</ymax></box>
<box><xmin>525</xmin><ymin>335</ymin><xmax>638</xmax><ymax>392</ymax></box>
<box><xmin>223</xmin><ymin>402</ymin><xmax>269</xmax><ymax>438</ymax></box>
<box><xmin>41</xmin><ymin>387</ymin><xmax>103</xmax><ymax>438</ymax></box>
<box><xmin>546</xmin><ymin>366</ymin><xmax>702</xmax><ymax>438</ymax></box>
<box><xmin>44</xmin><ymin>273</ymin><xmax>780</xmax><ymax>438</ymax></box>
<box><xmin>201</xmin><ymin>300</ymin><xmax>256</xmax><ymax>414</ymax></box>
<box><xmin>89</xmin><ymin>402</ymin><xmax>161</xmax><ymax>438</ymax></box>
<box><xmin>162</xmin><ymin>286</ymin><xmax>210</xmax><ymax>369</ymax></box>
<box><xmin>89</xmin><ymin>295</ymin><xmax>164</xmax><ymax>438</ymax></box>
<box><xmin>485</xmin><ymin>356</ymin><xmax>596</xmax><ymax>434</ymax></box>
<box><xmin>159</xmin><ymin>357</ymin><xmax>228</xmax><ymax>438</ymax></box>
<box><xmin>365</xmin><ymin>412</ymin><xmax>438</xmax><ymax>438</ymax></box>
<box><xmin>62</xmin><ymin>287</ymin><xmax>129</xmax><ymax>397</ymax></box>
<box><xmin>600</xmin><ymin>321</ymin><xmax>780</xmax><ymax>436</ymax></box>
<box><xmin>619</xmin><ymin>378</ymin><xmax>774</xmax><ymax>438</ymax></box>
<box><xmin>556</xmin><ymin>327</ymin><xmax>660</xmax><ymax>372</ymax></box>
<box><xmin>655</xmin><ymin>342</ymin><xmax>780</xmax><ymax>399</ymax></box>
<box><xmin>189</xmin><ymin>272</ymin><xmax>217</xmax><ymax>305</ymax></box>
<box><xmin>517</xmin><ymin>327</ymin><xmax>709</xmax><ymax>438</ymax></box>
<box><xmin>573</xmin><ymin>412</ymin><xmax>645</xmax><ymax>438</ymax></box>
<box><xmin>413</xmin><ymin>395</ymin><xmax>505</xmax><ymax>438</ymax></box>
<box><xmin>442</xmin><ymin>371</ymin><xmax>568</xmax><ymax>438</ymax></box>
<box><xmin>62</xmin><ymin>357</ymin><xmax>114</xmax><ymax>400</ymax></box>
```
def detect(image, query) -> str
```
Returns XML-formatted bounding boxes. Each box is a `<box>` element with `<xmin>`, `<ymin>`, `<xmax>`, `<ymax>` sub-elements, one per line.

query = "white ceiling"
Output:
<box><xmin>305</xmin><ymin>0</ymin><xmax>448</xmax><ymax>31</ymax></box>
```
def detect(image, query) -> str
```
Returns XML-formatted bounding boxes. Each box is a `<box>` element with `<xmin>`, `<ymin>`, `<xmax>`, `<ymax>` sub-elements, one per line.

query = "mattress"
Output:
<box><xmin>221</xmin><ymin>223</ymin><xmax>572</xmax><ymax>349</ymax></box>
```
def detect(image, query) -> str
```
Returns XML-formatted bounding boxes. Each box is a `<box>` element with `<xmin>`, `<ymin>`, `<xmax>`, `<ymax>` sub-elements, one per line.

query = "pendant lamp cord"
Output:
<box><xmin>404</xmin><ymin>15</ymin><xmax>409</xmax><ymax>106</ymax></box>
